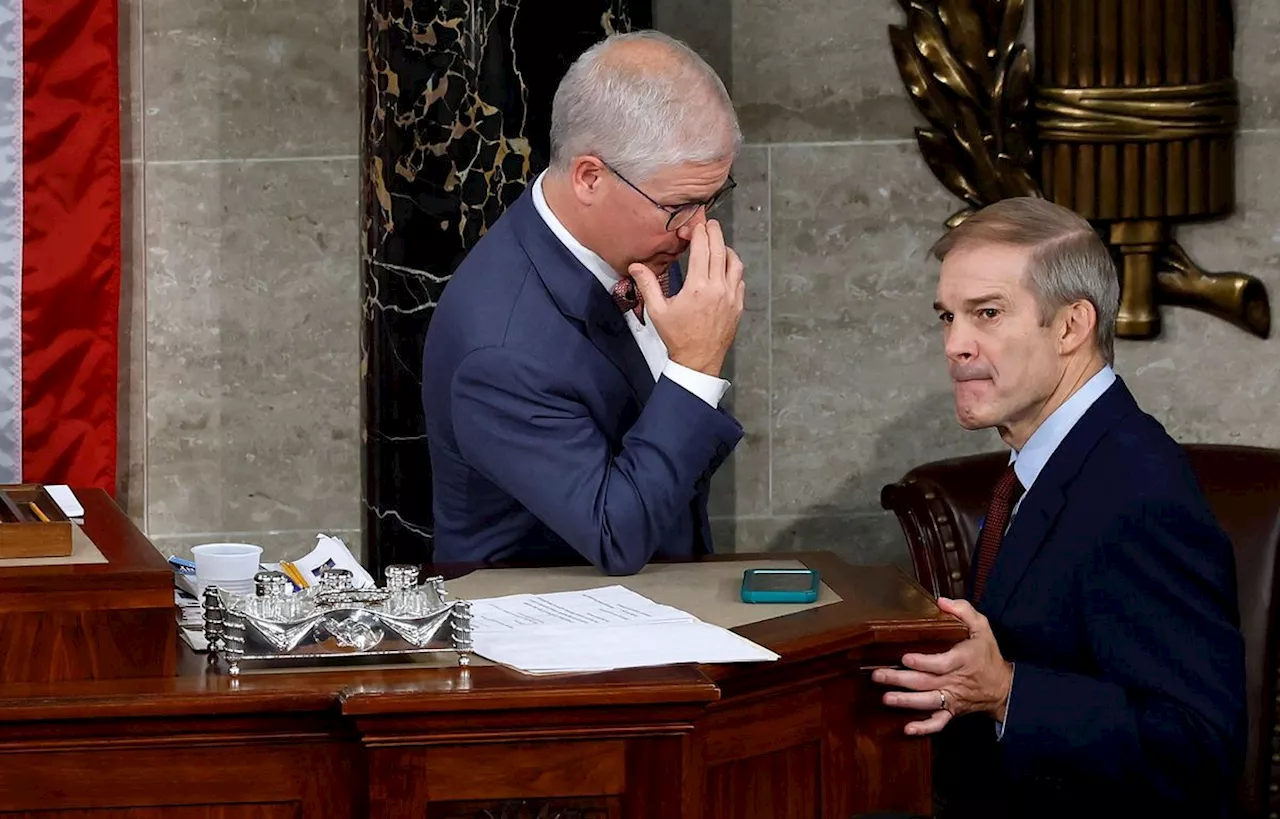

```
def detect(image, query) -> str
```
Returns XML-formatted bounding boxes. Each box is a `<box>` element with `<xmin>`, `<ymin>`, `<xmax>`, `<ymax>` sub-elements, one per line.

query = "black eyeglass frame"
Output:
<box><xmin>601</xmin><ymin>159</ymin><xmax>736</xmax><ymax>232</ymax></box>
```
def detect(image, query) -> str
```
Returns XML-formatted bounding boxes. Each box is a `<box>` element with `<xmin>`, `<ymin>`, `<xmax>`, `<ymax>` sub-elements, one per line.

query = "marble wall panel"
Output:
<box><xmin>709</xmin><ymin>146</ymin><xmax>772</xmax><ymax>521</ymax></box>
<box><xmin>145</xmin><ymin>160</ymin><xmax>360</xmax><ymax>537</ymax></box>
<box><xmin>143</xmin><ymin>0</ymin><xmax>358</xmax><ymax>161</ymax></box>
<box><xmin>770</xmin><ymin>142</ymin><xmax>998</xmax><ymax>520</ymax></box>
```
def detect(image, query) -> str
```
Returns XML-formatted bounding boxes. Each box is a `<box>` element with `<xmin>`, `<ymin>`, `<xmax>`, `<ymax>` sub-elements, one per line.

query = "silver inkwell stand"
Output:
<box><xmin>202</xmin><ymin>564</ymin><xmax>474</xmax><ymax>676</ymax></box>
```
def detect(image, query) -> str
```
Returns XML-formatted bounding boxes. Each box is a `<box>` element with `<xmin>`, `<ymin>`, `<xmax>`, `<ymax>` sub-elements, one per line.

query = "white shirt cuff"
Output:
<box><xmin>662</xmin><ymin>360</ymin><xmax>730</xmax><ymax>408</ymax></box>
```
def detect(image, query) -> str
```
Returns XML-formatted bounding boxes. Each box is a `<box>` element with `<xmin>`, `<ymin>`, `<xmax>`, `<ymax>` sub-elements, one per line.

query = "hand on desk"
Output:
<box><xmin>872</xmin><ymin>596</ymin><xmax>1013</xmax><ymax>736</ymax></box>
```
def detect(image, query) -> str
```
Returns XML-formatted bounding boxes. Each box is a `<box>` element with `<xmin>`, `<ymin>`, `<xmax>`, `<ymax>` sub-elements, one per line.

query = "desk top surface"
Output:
<box><xmin>0</xmin><ymin>494</ymin><xmax>966</xmax><ymax>722</ymax></box>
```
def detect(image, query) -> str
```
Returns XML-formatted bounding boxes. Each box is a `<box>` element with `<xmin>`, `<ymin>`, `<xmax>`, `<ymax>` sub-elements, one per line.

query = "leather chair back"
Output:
<box><xmin>881</xmin><ymin>444</ymin><xmax>1280</xmax><ymax>818</ymax></box>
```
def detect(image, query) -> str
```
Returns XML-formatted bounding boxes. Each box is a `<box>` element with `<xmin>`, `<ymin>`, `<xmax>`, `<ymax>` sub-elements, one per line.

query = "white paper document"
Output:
<box><xmin>289</xmin><ymin>534</ymin><xmax>376</xmax><ymax>588</ymax></box>
<box><xmin>469</xmin><ymin>584</ymin><xmax>691</xmax><ymax>630</ymax></box>
<box><xmin>46</xmin><ymin>484</ymin><xmax>84</xmax><ymax>518</ymax></box>
<box><xmin>467</xmin><ymin>585</ymin><xmax>779</xmax><ymax>674</ymax></box>
<box><xmin>179</xmin><ymin>626</ymin><xmax>209</xmax><ymax>652</ymax></box>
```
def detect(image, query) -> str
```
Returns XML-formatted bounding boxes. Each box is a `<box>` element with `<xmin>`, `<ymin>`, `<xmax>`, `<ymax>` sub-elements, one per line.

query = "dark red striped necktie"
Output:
<box><xmin>971</xmin><ymin>464</ymin><xmax>1025</xmax><ymax>604</ymax></box>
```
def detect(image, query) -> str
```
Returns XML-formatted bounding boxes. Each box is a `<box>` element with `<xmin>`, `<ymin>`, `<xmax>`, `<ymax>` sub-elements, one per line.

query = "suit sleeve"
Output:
<box><xmin>450</xmin><ymin>345</ymin><xmax>744</xmax><ymax>575</ymax></box>
<box><xmin>999</xmin><ymin>497</ymin><xmax>1247</xmax><ymax>804</ymax></box>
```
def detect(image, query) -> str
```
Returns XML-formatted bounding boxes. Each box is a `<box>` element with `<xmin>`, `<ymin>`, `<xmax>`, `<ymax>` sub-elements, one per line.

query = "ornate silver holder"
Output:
<box><xmin>202</xmin><ymin>564</ymin><xmax>474</xmax><ymax>676</ymax></box>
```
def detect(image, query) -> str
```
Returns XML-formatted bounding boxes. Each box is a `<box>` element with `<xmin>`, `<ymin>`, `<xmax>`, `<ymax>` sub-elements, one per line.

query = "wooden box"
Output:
<box><xmin>0</xmin><ymin>488</ymin><xmax>176</xmax><ymax>684</ymax></box>
<box><xmin>0</xmin><ymin>484</ymin><xmax>73</xmax><ymax>558</ymax></box>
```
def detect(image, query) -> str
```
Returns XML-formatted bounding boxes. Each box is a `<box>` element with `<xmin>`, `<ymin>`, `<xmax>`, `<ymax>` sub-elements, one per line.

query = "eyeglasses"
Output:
<box><xmin>602</xmin><ymin>160</ymin><xmax>736</xmax><ymax>232</ymax></box>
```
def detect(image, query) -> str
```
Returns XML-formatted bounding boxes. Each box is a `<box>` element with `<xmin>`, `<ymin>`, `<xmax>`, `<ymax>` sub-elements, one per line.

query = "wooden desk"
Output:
<box><xmin>0</xmin><ymin>489</ymin><xmax>175</xmax><ymax>683</ymax></box>
<box><xmin>0</xmin><ymin>498</ymin><xmax>965</xmax><ymax>818</ymax></box>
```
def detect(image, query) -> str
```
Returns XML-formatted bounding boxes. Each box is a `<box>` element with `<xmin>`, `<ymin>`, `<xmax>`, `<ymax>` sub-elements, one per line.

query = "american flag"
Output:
<box><xmin>0</xmin><ymin>0</ymin><xmax>120</xmax><ymax>491</ymax></box>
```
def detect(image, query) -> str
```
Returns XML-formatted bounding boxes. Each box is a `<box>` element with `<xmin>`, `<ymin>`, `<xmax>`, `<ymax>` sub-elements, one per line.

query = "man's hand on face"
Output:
<box><xmin>871</xmin><ymin>596</ymin><xmax>1015</xmax><ymax>736</ymax></box>
<box><xmin>629</xmin><ymin>220</ymin><xmax>744</xmax><ymax>378</ymax></box>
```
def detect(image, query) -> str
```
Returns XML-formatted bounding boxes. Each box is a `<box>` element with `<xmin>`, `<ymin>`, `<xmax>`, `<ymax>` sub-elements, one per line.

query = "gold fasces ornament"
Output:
<box><xmin>890</xmin><ymin>0</ymin><xmax>1269</xmax><ymax>339</ymax></box>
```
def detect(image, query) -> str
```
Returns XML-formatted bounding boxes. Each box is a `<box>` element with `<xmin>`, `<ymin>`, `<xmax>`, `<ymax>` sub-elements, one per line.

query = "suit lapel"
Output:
<box><xmin>509</xmin><ymin>191</ymin><xmax>657</xmax><ymax>405</ymax></box>
<box><xmin>979</xmin><ymin>483</ymin><xmax>1068</xmax><ymax>617</ymax></box>
<box><xmin>584</xmin><ymin>306</ymin><xmax>655</xmax><ymax>405</ymax></box>
<box><xmin>978</xmin><ymin>378</ymin><xmax>1142</xmax><ymax>618</ymax></box>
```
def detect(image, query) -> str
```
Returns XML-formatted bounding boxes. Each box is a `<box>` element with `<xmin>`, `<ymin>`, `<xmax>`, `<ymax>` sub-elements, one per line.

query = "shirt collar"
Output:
<box><xmin>1011</xmin><ymin>364</ymin><xmax>1117</xmax><ymax>493</ymax></box>
<box><xmin>530</xmin><ymin>171</ymin><xmax>619</xmax><ymax>293</ymax></box>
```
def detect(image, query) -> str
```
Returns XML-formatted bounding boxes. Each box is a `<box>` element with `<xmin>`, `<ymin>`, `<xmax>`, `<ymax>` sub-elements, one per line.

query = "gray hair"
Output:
<box><xmin>549</xmin><ymin>30</ymin><xmax>741</xmax><ymax>181</ymax></box>
<box><xmin>931</xmin><ymin>197</ymin><xmax>1120</xmax><ymax>364</ymax></box>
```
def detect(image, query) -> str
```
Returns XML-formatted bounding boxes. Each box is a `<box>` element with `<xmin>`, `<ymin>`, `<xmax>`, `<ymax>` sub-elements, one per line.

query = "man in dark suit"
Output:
<box><xmin>421</xmin><ymin>31</ymin><xmax>745</xmax><ymax>575</ymax></box>
<box><xmin>873</xmin><ymin>198</ymin><xmax>1246</xmax><ymax>817</ymax></box>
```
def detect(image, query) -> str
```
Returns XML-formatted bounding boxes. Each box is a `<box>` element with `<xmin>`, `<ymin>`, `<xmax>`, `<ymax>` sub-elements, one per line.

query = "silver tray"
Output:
<box><xmin>202</xmin><ymin>564</ymin><xmax>474</xmax><ymax>675</ymax></box>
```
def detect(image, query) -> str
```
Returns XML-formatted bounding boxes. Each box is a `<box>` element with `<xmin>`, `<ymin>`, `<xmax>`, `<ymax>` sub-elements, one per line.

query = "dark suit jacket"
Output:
<box><xmin>421</xmin><ymin>188</ymin><xmax>743</xmax><ymax>575</ymax></box>
<box><xmin>936</xmin><ymin>378</ymin><xmax>1247</xmax><ymax>819</ymax></box>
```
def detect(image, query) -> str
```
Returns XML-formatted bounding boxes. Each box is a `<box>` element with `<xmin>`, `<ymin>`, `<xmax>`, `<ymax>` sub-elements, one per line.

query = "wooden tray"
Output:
<box><xmin>0</xmin><ymin>484</ymin><xmax>72</xmax><ymax>558</ymax></box>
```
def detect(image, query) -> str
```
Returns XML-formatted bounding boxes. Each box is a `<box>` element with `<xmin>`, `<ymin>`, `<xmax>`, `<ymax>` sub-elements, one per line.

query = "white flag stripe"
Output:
<box><xmin>0</xmin><ymin>0</ymin><xmax>20</xmax><ymax>483</ymax></box>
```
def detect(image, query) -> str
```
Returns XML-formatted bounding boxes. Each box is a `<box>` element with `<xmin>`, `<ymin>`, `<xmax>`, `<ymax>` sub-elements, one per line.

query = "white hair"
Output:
<box><xmin>549</xmin><ymin>30</ymin><xmax>741</xmax><ymax>181</ymax></box>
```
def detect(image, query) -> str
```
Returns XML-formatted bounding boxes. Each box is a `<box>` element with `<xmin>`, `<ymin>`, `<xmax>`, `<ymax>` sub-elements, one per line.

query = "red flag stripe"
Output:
<box><xmin>21</xmin><ymin>0</ymin><xmax>121</xmax><ymax>493</ymax></box>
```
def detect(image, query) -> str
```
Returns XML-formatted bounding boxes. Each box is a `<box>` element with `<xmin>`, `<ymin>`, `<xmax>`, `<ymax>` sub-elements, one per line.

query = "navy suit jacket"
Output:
<box><xmin>421</xmin><ymin>188</ymin><xmax>743</xmax><ymax>575</ymax></box>
<box><xmin>936</xmin><ymin>378</ymin><xmax>1247</xmax><ymax>819</ymax></box>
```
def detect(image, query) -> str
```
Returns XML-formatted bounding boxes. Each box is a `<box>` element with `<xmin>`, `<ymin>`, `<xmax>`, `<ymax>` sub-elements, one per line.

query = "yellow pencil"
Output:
<box><xmin>280</xmin><ymin>560</ymin><xmax>310</xmax><ymax>590</ymax></box>
<box><xmin>26</xmin><ymin>502</ymin><xmax>49</xmax><ymax>523</ymax></box>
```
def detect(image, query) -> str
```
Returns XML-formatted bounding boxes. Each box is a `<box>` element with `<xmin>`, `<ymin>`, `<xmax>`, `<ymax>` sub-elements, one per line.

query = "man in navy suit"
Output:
<box><xmin>873</xmin><ymin>198</ymin><xmax>1246</xmax><ymax>817</ymax></box>
<box><xmin>422</xmin><ymin>31</ymin><xmax>745</xmax><ymax>575</ymax></box>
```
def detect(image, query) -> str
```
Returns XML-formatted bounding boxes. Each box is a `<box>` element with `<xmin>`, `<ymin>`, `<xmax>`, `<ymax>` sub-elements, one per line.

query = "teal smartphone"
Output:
<box><xmin>740</xmin><ymin>567</ymin><xmax>820</xmax><ymax>604</ymax></box>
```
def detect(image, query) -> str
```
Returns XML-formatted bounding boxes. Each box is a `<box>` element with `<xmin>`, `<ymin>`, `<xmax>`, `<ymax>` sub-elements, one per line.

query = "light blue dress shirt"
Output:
<box><xmin>1009</xmin><ymin>364</ymin><xmax>1117</xmax><ymax>515</ymax></box>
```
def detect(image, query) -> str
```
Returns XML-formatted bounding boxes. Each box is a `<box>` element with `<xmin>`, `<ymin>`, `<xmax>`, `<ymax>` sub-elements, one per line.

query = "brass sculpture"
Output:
<box><xmin>890</xmin><ymin>0</ymin><xmax>1270</xmax><ymax>339</ymax></box>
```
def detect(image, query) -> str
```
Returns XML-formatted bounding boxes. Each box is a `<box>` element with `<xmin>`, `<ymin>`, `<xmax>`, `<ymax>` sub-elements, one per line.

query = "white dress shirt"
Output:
<box><xmin>996</xmin><ymin>363</ymin><xmax>1116</xmax><ymax>740</ymax></box>
<box><xmin>530</xmin><ymin>172</ymin><xmax>730</xmax><ymax>408</ymax></box>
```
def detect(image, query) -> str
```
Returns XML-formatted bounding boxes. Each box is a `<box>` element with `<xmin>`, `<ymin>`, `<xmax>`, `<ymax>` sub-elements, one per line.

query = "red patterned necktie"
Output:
<box><xmin>970</xmin><ymin>464</ymin><xmax>1025</xmax><ymax>604</ymax></box>
<box><xmin>611</xmin><ymin>270</ymin><xmax>670</xmax><ymax>325</ymax></box>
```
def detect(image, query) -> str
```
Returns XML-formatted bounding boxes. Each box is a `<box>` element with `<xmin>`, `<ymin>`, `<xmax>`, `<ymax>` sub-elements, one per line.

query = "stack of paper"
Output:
<box><xmin>166</xmin><ymin>556</ymin><xmax>207</xmax><ymax>650</ymax></box>
<box><xmin>468</xmin><ymin>585</ymin><xmax>779</xmax><ymax>674</ymax></box>
<box><xmin>175</xmin><ymin>588</ymin><xmax>209</xmax><ymax>652</ymax></box>
<box><xmin>174</xmin><ymin>589</ymin><xmax>202</xmax><ymax>628</ymax></box>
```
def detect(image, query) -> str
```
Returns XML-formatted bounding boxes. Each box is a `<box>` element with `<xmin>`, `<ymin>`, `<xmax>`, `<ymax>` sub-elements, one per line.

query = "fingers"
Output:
<box><xmin>628</xmin><ymin>264</ymin><xmax>667</xmax><ymax>317</ymax></box>
<box><xmin>674</xmin><ymin>221</ymin><xmax>743</xmax><ymax>309</ymax></box>
<box><xmin>705</xmin><ymin>220</ymin><xmax>727</xmax><ymax>283</ymax></box>
<box><xmin>725</xmin><ymin>246</ymin><xmax>744</xmax><ymax>294</ymax></box>
<box><xmin>685</xmin><ymin>223</ymin><xmax>710</xmax><ymax>283</ymax></box>
<box><xmin>904</xmin><ymin>710</ymin><xmax>953</xmax><ymax>736</ymax></box>
<box><xmin>882</xmin><ymin>689</ymin><xmax>947</xmax><ymax>711</ymax></box>
<box><xmin>872</xmin><ymin>666</ymin><xmax>941</xmax><ymax>691</ymax></box>
<box><xmin>902</xmin><ymin>646</ymin><xmax>965</xmax><ymax>676</ymax></box>
<box><xmin>937</xmin><ymin>596</ymin><xmax>989</xmax><ymax>635</ymax></box>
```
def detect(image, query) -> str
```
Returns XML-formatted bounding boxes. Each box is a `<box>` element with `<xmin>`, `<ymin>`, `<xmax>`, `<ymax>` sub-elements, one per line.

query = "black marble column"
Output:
<box><xmin>360</xmin><ymin>0</ymin><xmax>651</xmax><ymax>575</ymax></box>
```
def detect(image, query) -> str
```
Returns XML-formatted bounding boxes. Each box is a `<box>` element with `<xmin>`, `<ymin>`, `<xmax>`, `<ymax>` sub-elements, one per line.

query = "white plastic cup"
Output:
<box><xmin>192</xmin><ymin>543</ymin><xmax>263</xmax><ymax>597</ymax></box>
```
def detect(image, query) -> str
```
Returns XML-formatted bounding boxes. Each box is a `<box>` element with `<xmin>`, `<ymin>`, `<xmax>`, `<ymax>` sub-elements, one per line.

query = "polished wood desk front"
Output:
<box><xmin>0</xmin><ymin>489</ymin><xmax>175</xmax><ymax>684</ymax></box>
<box><xmin>0</xmin><ymin>499</ymin><xmax>966</xmax><ymax>819</ymax></box>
